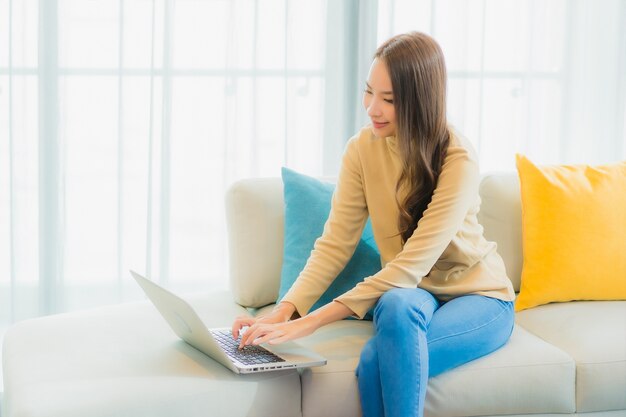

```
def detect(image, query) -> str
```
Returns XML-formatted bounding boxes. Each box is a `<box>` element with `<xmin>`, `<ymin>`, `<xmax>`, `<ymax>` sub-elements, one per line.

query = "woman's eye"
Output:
<box><xmin>364</xmin><ymin>89</ymin><xmax>372</xmax><ymax>95</ymax></box>
<box><xmin>385</xmin><ymin>99</ymin><xmax>394</xmax><ymax>104</ymax></box>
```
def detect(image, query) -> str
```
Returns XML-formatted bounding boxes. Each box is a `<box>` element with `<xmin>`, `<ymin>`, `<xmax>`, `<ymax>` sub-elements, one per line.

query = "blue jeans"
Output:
<box><xmin>356</xmin><ymin>288</ymin><xmax>514</xmax><ymax>417</ymax></box>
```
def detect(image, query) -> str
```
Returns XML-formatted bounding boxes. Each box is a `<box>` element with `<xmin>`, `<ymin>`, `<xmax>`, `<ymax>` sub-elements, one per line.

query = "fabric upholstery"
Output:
<box><xmin>3</xmin><ymin>173</ymin><xmax>626</xmax><ymax>417</ymax></box>
<box><xmin>516</xmin><ymin>301</ymin><xmax>626</xmax><ymax>412</ymax></box>
<box><xmin>254</xmin><ymin>306</ymin><xmax>576</xmax><ymax>417</ymax></box>
<box><xmin>228</xmin><ymin>173</ymin><xmax>525</xmax><ymax>307</ymax></box>
<box><xmin>225</xmin><ymin>178</ymin><xmax>286</xmax><ymax>308</ymax></box>
<box><xmin>477</xmin><ymin>173</ymin><xmax>523</xmax><ymax>292</ymax></box>
<box><xmin>472</xmin><ymin>412</ymin><xmax>626</xmax><ymax>417</ymax></box>
<box><xmin>515</xmin><ymin>155</ymin><xmax>626</xmax><ymax>311</ymax></box>
<box><xmin>424</xmin><ymin>324</ymin><xmax>575</xmax><ymax>417</ymax></box>
<box><xmin>279</xmin><ymin>167</ymin><xmax>380</xmax><ymax>317</ymax></box>
<box><xmin>2</xmin><ymin>292</ymin><xmax>301</xmax><ymax>417</ymax></box>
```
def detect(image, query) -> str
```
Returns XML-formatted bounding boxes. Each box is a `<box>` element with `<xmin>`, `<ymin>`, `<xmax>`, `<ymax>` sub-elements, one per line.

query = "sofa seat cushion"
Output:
<box><xmin>424</xmin><ymin>324</ymin><xmax>575</xmax><ymax>417</ymax></box>
<box><xmin>3</xmin><ymin>291</ymin><xmax>302</xmax><ymax>417</ymax></box>
<box><xmin>516</xmin><ymin>301</ymin><xmax>626</xmax><ymax>413</ymax></box>
<box><xmin>254</xmin><ymin>305</ymin><xmax>576</xmax><ymax>417</ymax></box>
<box><xmin>298</xmin><ymin>320</ymin><xmax>374</xmax><ymax>417</ymax></box>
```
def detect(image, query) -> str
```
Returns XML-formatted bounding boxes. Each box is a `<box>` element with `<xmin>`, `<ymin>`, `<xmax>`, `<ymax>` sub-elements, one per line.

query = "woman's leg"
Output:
<box><xmin>357</xmin><ymin>292</ymin><xmax>515</xmax><ymax>417</ymax></box>
<box><xmin>356</xmin><ymin>338</ymin><xmax>384</xmax><ymax>416</ymax></box>
<box><xmin>357</xmin><ymin>288</ymin><xmax>439</xmax><ymax>417</ymax></box>
<box><xmin>427</xmin><ymin>295</ymin><xmax>515</xmax><ymax>378</ymax></box>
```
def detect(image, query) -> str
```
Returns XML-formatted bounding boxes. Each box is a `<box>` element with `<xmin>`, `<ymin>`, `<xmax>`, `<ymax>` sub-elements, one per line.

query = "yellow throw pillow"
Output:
<box><xmin>515</xmin><ymin>154</ymin><xmax>626</xmax><ymax>311</ymax></box>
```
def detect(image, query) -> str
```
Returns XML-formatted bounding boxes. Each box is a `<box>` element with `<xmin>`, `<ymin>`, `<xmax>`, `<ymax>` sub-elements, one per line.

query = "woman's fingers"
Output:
<box><xmin>239</xmin><ymin>327</ymin><xmax>254</xmax><ymax>349</ymax></box>
<box><xmin>251</xmin><ymin>329</ymin><xmax>286</xmax><ymax>346</ymax></box>
<box><xmin>239</xmin><ymin>323</ymin><xmax>262</xmax><ymax>348</ymax></box>
<box><xmin>235</xmin><ymin>314</ymin><xmax>315</xmax><ymax>348</ymax></box>
<box><xmin>231</xmin><ymin>316</ymin><xmax>256</xmax><ymax>339</ymax></box>
<box><xmin>239</xmin><ymin>323</ymin><xmax>279</xmax><ymax>349</ymax></box>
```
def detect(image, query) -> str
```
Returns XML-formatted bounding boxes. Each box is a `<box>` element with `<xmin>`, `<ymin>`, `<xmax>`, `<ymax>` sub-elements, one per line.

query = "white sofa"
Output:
<box><xmin>2</xmin><ymin>173</ymin><xmax>626</xmax><ymax>417</ymax></box>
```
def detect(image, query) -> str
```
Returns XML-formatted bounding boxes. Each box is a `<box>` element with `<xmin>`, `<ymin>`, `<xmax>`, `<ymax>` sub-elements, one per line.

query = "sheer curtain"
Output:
<box><xmin>0</xmin><ymin>0</ymin><xmax>331</xmax><ymax>331</ymax></box>
<box><xmin>377</xmin><ymin>0</ymin><xmax>626</xmax><ymax>170</ymax></box>
<box><xmin>1</xmin><ymin>0</ymin><xmax>626</xmax><ymax>336</ymax></box>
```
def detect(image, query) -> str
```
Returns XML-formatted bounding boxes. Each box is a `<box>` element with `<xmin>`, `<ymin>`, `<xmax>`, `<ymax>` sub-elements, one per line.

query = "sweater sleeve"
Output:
<box><xmin>334</xmin><ymin>145</ymin><xmax>480</xmax><ymax>319</ymax></box>
<box><xmin>281</xmin><ymin>137</ymin><xmax>369</xmax><ymax>317</ymax></box>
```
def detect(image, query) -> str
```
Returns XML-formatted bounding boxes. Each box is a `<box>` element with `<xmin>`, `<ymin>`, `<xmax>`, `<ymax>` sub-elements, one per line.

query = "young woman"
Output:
<box><xmin>232</xmin><ymin>31</ymin><xmax>516</xmax><ymax>417</ymax></box>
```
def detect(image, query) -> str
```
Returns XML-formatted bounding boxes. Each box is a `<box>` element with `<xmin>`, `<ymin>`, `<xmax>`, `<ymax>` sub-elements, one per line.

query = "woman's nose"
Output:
<box><xmin>366</xmin><ymin>99</ymin><xmax>381</xmax><ymax>117</ymax></box>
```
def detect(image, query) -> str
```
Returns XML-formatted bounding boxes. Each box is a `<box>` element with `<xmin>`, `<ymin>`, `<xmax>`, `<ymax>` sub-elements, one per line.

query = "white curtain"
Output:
<box><xmin>1</xmin><ymin>0</ymin><xmax>625</xmax><ymax>334</ymax></box>
<box><xmin>0</xmin><ymin>0</ymin><xmax>332</xmax><ymax>328</ymax></box>
<box><xmin>377</xmin><ymin>0</ymin><xmax>626</xmax><ymax>170</ymax></box>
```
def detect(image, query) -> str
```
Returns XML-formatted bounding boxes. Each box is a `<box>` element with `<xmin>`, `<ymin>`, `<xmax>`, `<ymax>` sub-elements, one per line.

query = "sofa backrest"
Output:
<box><xmin>477</xmin><ymin>173</ymin><xmax>523</xmax><ymax>292</ymax></box>
<box><xmin>225</xmin><ymin>173</ymin><xmax>522</xmax><ymax>309</ymax></box>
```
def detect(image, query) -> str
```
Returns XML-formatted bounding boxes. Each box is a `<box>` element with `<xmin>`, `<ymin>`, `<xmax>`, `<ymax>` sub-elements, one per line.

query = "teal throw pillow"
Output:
<box><xmin>278</xmin><ymin>167</ymin><xmax>381</xmax><ymax>319</ymax></box>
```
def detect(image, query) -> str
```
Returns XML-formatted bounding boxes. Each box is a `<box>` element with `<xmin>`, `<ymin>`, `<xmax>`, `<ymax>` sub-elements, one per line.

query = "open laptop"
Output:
<box><xmin>131</xmin><ymin>270</ymin><xmax>326</xmax><ymax>374</ymax></box>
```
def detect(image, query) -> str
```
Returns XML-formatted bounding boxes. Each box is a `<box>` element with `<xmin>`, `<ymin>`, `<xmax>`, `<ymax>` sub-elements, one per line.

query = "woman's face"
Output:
<box><xmin>363</xmin><ymin>58</ymin><xmax>397</xmax><ymax>138</ymax></box>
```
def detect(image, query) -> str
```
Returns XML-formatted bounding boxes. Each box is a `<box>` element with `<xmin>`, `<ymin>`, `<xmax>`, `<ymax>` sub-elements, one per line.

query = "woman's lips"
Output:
<box><xmin>372</xmin><ymin>121</ymin><xmax>388</xmax><ymax>129</ymax></box>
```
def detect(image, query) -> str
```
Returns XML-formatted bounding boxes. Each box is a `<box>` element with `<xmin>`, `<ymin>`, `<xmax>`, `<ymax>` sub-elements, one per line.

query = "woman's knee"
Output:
<box><xmin>374</xmin><ymin>288</ymin><xmax>438</xmax><ymax>329</ymax></box>
<box><xmin>490</xmin><ymin>300</ymin><xmax>515</xmax><ymax>348</ymax></box>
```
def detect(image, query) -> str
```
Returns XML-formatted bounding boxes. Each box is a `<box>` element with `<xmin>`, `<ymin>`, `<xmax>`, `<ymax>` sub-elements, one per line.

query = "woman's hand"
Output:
<box><xmin>231</xmin><ymin>302</ymin><xmax>296</xmax><ymax>342</ymax></box>
<box><xmin>235</xmin><ymin>301</ymin><xmax>355</xmax><ymax>349</ymax></box>
<box><xmin>238</xmin><ymin>316</ymin><xmax>320</xmax><ymax>348</ymax></box>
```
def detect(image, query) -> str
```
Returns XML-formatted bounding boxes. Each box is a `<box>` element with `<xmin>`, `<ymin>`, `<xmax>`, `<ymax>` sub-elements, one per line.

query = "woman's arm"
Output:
<box><xmin>280</xmin><ymin>135</ymin><xmax>369</xmax><ymax>317</ymax></box>
<box><xmin>232</xmin><ymin>135</ymin><xmax>369</xmax><ymax>345</ymax></box>
<box><xmin>231</xmin><ymin>301</ymin><xmax>297</xmax><ymax>340</ymax></box>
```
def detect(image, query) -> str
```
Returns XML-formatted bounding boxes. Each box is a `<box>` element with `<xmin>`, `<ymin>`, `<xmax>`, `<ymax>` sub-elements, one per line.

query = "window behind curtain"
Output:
<box><xmin>1</xmin><ymin>0</ymin><xmax>625</xmax><ymax>335</ymax></box>
<box><xmin>0</xmin><ymin>0</ymin><xmax>328</xmax><ymax>328</ymax></box>
<box><xmin>377</xmin><ymin>0</ymin><xmax>626</xmax><ymax>170</ymax></box>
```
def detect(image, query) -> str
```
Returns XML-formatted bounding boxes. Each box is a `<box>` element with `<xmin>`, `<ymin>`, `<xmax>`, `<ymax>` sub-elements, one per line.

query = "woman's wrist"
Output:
<box><xmin>294</xmin><ymin>302</ymin><xmax>353</xmax><ymax>335</ymax></box>
<box><xmin>306</xmin><ymin>301</ymin><xmax>354</xmax><ymax>327</ymax></box>
<box><xmin>274</xmin><ymin>301</ymin><xmax>297</xmax><ymax>321</ymax></box>
<box><xmin>300</xmin><ymin>312</ymin><xmax>323</xmax><ymax>330</ymax></box>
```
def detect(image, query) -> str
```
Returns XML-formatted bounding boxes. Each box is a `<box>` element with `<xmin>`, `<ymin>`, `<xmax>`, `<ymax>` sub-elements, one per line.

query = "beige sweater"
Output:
<box><xmin>283</xmin><ymin>126</ymin><xmax>516</xmax><ymax>319</ymax></box>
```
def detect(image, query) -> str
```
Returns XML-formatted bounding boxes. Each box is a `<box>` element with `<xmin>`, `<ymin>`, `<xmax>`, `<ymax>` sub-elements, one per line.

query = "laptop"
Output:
<box><xmin>131</xmin><ymin>270</ymin><xmax>327</xmax><ymax>374</ymax></box>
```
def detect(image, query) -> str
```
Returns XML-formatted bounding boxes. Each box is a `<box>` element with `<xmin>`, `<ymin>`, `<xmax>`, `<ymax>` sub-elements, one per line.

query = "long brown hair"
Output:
<box><xmin>374</xmin><ymin>32</ymin><xmax>450</xmax><ymax>243</ymax></box>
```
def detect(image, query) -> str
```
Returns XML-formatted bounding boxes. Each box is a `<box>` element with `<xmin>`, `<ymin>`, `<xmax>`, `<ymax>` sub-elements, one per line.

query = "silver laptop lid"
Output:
<box><xmin>130</xmin><ymin>270</ymin><xmax>326</xmax><ymax>374</ymax></box>
<box><xmin>131</xmin><ymin>270</ymin><xmax>238</xmax><ymax>373</ymax></box>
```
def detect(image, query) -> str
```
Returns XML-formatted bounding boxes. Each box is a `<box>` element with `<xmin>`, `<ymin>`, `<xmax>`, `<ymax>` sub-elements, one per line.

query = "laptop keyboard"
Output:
<box><xmin>211</xmin><ymin>329</ymin><xmax>286</xmax><ymax>366</ymax></box>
